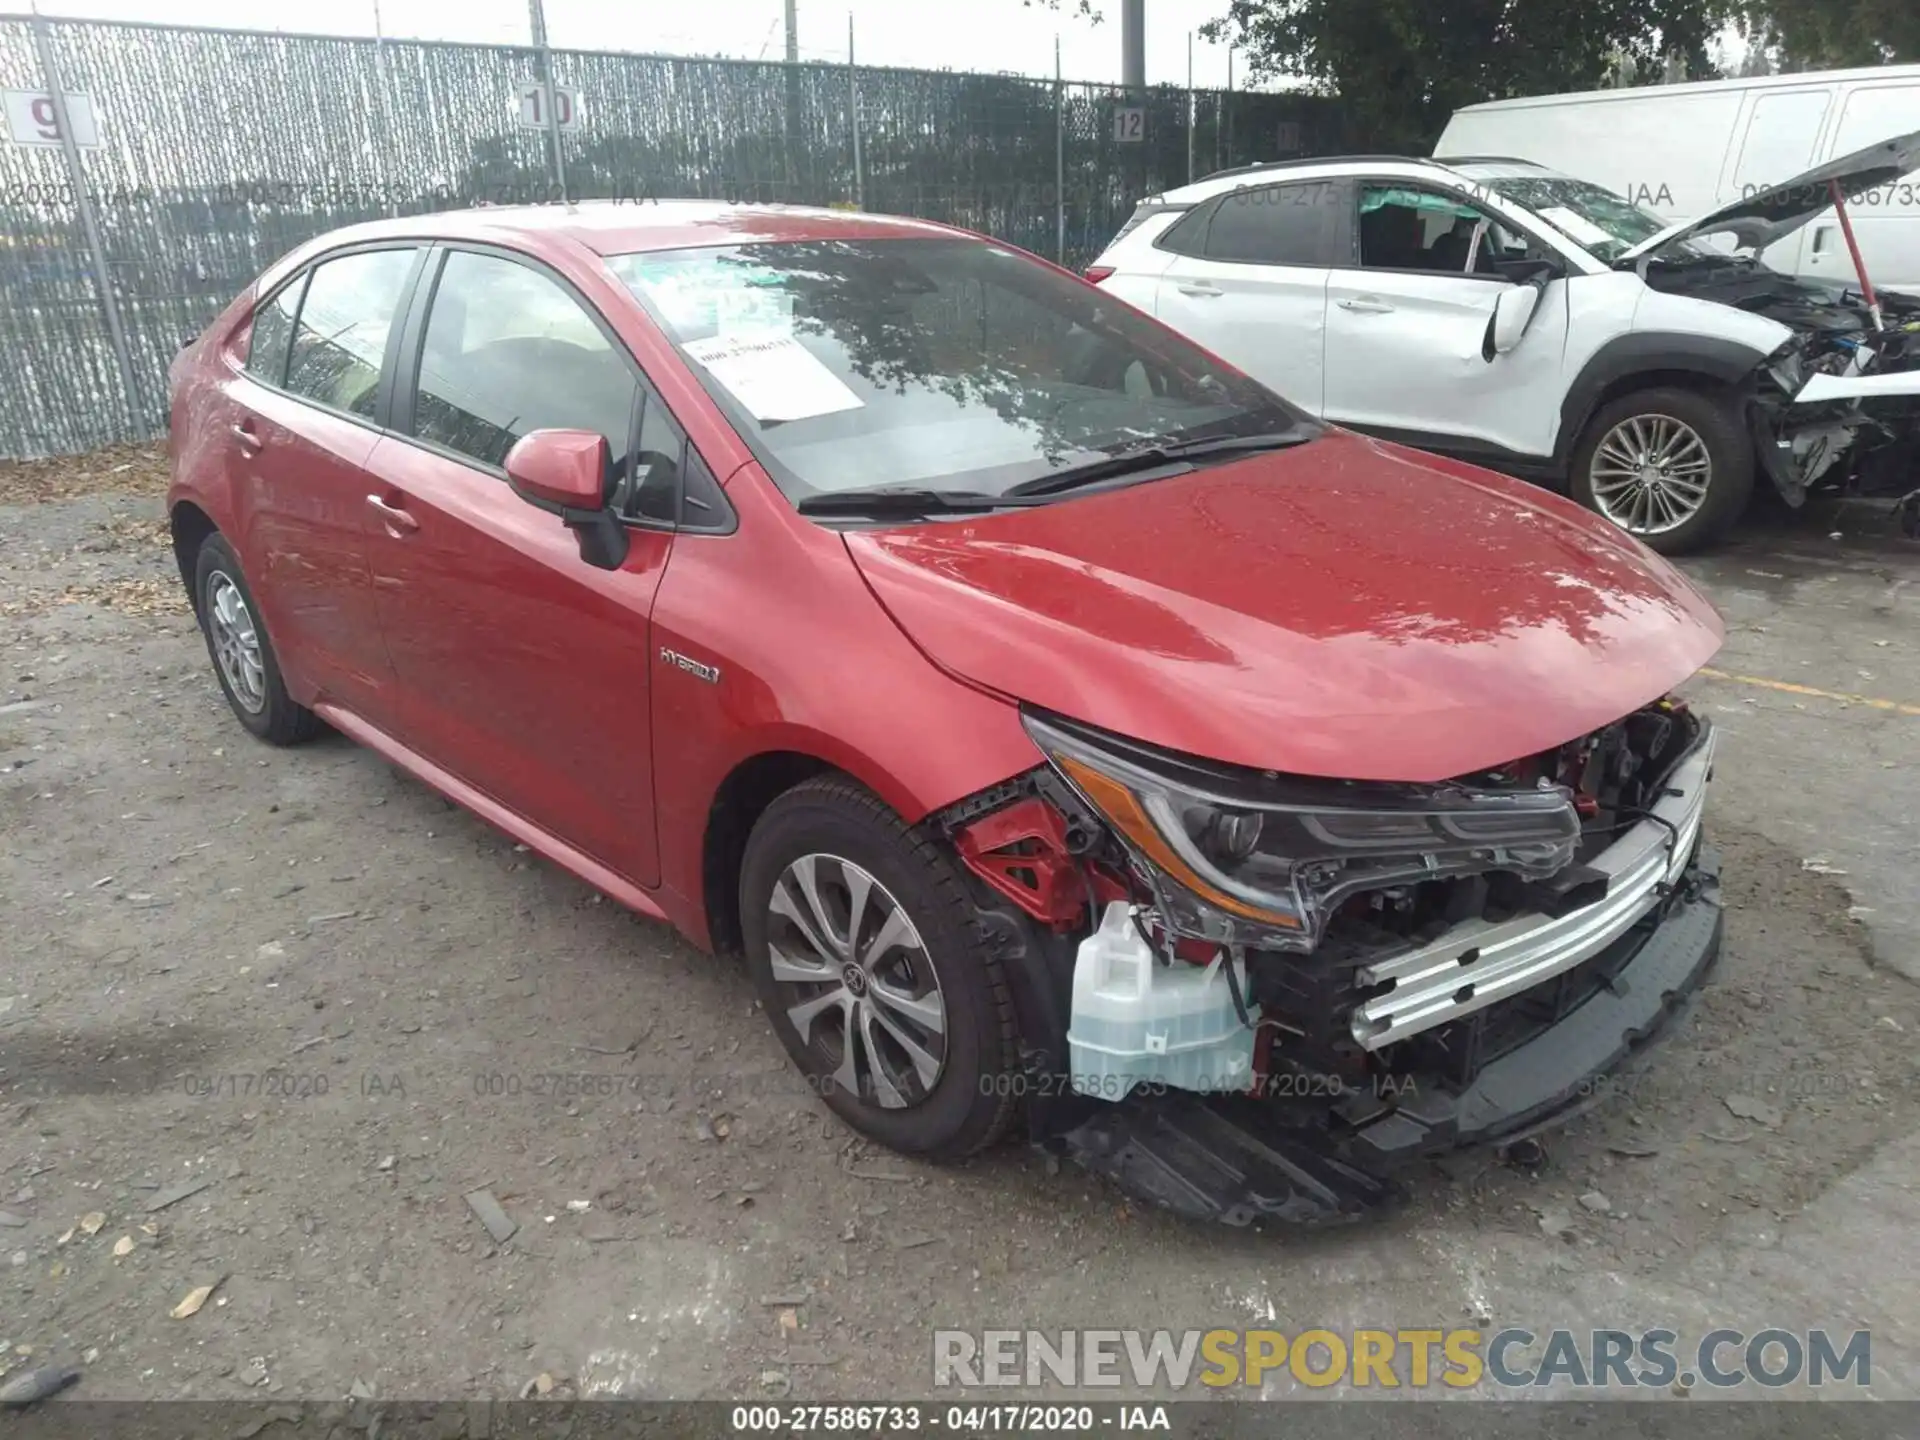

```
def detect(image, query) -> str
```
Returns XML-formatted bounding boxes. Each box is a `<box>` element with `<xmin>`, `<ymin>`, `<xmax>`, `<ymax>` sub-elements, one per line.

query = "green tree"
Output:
<box><xmin>1735</xmin><ymin>0</ymin><xmax>1920</xmax><ymax>68</ymax></box>
<box><xmin>1195</xmin><ymin>0</ymin><xmax>1735</xmax><ymax>152</ymax></box>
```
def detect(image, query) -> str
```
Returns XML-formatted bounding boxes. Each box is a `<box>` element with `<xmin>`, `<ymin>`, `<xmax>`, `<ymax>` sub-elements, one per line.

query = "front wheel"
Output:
<box><xmin>740</xmin><ymin>776</ymin><xmax>1020</xmax><ymax>1159</ymax></box>
<box><xmin>1570</xmin><ymin>387</ymin><xmax>1753</xmax><ymax>554</ymax></box>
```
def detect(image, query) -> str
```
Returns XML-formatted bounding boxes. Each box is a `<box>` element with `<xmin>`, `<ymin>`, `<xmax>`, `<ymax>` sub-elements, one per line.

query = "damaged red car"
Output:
<box><xmin>168</xmin><ymin>203</ymin><xmax>1726</xmax><ymax>1224</ymax></box>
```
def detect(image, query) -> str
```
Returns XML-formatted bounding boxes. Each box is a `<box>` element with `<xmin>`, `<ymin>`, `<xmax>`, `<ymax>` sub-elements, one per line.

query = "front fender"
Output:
<box><xmin>645</xmin><ymin>471</ymin><xmax>1044</xmax><ymax>945</ymax></box>
<box><xmin>1555</xmin><ymin>326</ymin><xmax>1779</xmax><ymax>465</ymax></box>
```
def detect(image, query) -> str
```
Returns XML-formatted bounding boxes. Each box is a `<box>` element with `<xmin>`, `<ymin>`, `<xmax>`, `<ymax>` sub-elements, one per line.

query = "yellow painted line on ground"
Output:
<box><xmin>1697</xmin><ymin>666</ymin><xmax>1920</xmax><ymax>717</ymax></box>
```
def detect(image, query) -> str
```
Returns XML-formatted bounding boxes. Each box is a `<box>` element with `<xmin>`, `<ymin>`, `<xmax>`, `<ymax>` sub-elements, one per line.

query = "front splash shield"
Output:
<box><xmin>1053</xmin><ymin>849</ymin><xmax>1723</xmax><ymax>1227</ymax></box>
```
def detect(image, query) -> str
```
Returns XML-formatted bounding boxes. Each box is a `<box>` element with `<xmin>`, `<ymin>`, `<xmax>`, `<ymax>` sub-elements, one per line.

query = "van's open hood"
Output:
<box><xmin>1616</xmin><ymin>126</ymin><xmax>1920</xmax><ymax>267</ymax></box>
<box><xmin>843</xmin><ymin>432</ymin><xmax>1725</xmax><ymax>784</ymax></box>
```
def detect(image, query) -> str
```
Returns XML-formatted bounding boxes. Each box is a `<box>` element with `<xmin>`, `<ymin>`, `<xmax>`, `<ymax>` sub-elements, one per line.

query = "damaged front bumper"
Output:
<box><xmin>1350</xmin><ymin>731</ymin><xmax>1712</xmax><ymax>1051</ymax></box>
<box><xmin>1752</xmin><ymin>327</ymin><xmax>1920</xmax><ymax>507</ymax></box>
<box><xmin>1055</xmin><ymin>844</ymin><xmax>1722</xmax><ymax>1226</ymax></box>
<box><xmin>959</xmin><ymin>702</ymin><xmax>1724</xmax><ymax>1227</ymax></box>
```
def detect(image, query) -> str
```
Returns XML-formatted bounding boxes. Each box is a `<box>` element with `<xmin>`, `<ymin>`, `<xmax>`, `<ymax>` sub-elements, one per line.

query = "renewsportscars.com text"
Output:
<box><xmin>932</xmin><ymin>1327</ymin><xmax>1870</xmax><ymax>1391</ymax></box>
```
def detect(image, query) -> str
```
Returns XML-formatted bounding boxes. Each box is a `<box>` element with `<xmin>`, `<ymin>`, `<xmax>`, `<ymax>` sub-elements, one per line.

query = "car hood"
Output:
<box><xmin>1616</xmin><ymin>126</ymin><xmax>1920</xmax><ymax>266</ymax></box>
<box><xmin>843</xmin><ymin>431</ymin><xmax>1724</xmax><ymax>783</ymax></box>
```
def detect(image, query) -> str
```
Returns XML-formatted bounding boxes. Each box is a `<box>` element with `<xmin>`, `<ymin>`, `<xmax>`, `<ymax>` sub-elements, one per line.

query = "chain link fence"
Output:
<box><xmin>0</xmin><ymin>14</ymin><xmax>1352</xmax><ymax>458</ymax></box>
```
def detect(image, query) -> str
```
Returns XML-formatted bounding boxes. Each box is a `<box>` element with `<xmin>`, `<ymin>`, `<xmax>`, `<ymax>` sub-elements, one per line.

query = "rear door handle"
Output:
<box><xmin>230</xmin><ymin>421</ymin><xmax>262</xmax><ymax>455</ymax></box>
<box><xmin>1175</xmin><ymin>280</ymin><xmax>1224</xmax><ymax>297</ymax></box>
<box><xmin>1338</xmin><ymin>296</ymin><xmax>1396</xmax><ymax>314</ymax></box>
<box><xmin>366</xmin><ymin>494</ymin><xmax>419</xmax><ymax>535</ymax></box>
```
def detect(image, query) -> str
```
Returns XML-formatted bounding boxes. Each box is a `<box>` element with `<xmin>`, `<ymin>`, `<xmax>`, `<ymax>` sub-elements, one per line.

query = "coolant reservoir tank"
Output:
<box><xmin>1067</xmin><ymin>901</ymin><xmax>1258</xmax><ymax>1100</ymax></box>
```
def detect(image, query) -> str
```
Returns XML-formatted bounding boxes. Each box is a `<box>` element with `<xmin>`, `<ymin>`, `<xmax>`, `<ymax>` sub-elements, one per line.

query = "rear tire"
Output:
<box><xmin>1570</xmin><ymin>386</ymin><xmax>1752</xmax><ymax>554</ymax></box>
<box><xmin>194</xmin><ymin>533</ymin><xmax>323</xmax><ymax>746</ymax></box>
<box><xmin>740</xmin><ymin>776</ymin><xmax>1019</xmax><ymax>1160</ymax></box>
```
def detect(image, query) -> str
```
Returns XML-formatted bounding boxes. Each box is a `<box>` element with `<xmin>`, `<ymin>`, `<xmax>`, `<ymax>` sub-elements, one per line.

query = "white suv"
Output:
<box><xmin>1086</xmin><ymin>137</ymin><xmax>1920</xmax><ymax>552</ymax></box>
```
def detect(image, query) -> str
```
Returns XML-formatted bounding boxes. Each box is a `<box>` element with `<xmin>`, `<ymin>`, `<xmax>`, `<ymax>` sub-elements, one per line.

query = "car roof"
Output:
<box><xmin>293</xmin><ymin>199</ymin><xmax>962</xmax><ymax>260</ymax></box>
<box><xmin>1151</xmin><ymin>153</ymin><xmax>1562</xmax><ymax>205</ymax></box>
<box><xmin>1442</xmin><ymin>158</ymin><xmax>1566</xmax><ymax>182</ymax></box>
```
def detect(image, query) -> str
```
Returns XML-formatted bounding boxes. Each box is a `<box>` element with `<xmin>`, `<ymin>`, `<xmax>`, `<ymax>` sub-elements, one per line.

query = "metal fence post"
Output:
<box><xmin>783</xmin><ymin>0</ymin><xmax>800</xmax><ymax>200</ymax></box>
<box><xmin>1224</xmin><ymin>47</ymin><xmax>1234</xmax><ymax>168</ymax></box>
<box><xmin>848</xmin><ymin>13</ymin><xmax>863</xmax><ymax>209</ymax></box>
<box><xmin>1054</xmin><ymin>37</ymin><xmax>1065</xmax><ymax>264</ymax></box>
<box><xmin>29</xmin><ymin>9</ymin><xmax>143</xmax><ymax>434</ymax></box>
<box><xmin>1186</xmin><ymin>32</ymin><xmax>1194</xmax><ymax>185</ymax></box>
<box><xmin>528</xmin><ymin>0</ymin><xmax>567</xmax><ymax>202</ymax></box>
<box><xmin>372</xmin><ymin>0</ymin><xmax>398</xmax><ymax>216</ymax></box>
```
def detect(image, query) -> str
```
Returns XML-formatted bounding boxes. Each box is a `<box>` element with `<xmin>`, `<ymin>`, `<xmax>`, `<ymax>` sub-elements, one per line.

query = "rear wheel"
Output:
<box><xmin>740</xmin><ymin>776</ymin><xmax>1019</xmax><ymax>1159</ymax></box>
<box><xmin>194</xmin><ymin>534</ymin><xmax>322</xmax><ymax>746</ymax></box>
<box><xmin>1570</xmin><ymin>386</ymin><xmax>1752</xmax><ymax>554</ymax></box>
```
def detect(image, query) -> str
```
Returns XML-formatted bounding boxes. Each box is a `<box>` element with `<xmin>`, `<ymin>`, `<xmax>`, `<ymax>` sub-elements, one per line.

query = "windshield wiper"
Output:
<box><xmin>1004</xmin><ymin>429</ymin><xmax>1312</xmax><ymax>499</ymax></box>
<box><xmin>795</xmin><ymin>486</ymin><xmax>1032</xmax><ymax>517</ymax></box>
<box><xmin>1161</xmin><ymin>430</ymin><xmax>1315</xmax><ymax>460</ymax></box>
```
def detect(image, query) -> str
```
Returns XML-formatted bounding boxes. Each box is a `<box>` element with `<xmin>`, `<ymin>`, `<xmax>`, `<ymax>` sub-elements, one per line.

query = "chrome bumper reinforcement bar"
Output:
<box><xmin>1349</xmin><ymin>731</ymin><xmax>1714</xmax><ymax>1052</ymax></box>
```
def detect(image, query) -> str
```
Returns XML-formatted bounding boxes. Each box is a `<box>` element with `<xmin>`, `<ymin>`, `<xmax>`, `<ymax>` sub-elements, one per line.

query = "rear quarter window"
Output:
<box><xmin>1155</xmin><ymin>203</ymin><xmax>1213</xmax><ymax>257</ymax></box>
<box><xmin>1112</xmin><ymin>201</ymin><xmax>1189</xmax><ymax>248</ymax></box>
<box><xmin>244</xmin><ymin>276</ymin><xmax>303</xmax><ymax>387</ymax></box>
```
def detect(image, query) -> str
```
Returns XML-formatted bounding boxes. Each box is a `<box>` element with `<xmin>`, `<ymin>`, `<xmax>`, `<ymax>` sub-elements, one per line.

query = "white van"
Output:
<box><xmin>1436</xmin><ymin>68</ymin><xmax>1920</xmax><ymax>293</ymax></box>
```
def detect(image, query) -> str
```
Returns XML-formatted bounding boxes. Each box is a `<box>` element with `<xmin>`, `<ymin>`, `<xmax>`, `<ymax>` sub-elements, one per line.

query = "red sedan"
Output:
<box><xmin>168</xmin><ymin>203</ymin><xmax>1726</xmax><ymax>1223</ymax></box>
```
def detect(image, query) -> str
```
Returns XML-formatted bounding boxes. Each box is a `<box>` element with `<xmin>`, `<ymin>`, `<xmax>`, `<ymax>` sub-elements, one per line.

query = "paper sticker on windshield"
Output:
<box><xmin>683</xmin><ymin>333</ymin><xmax>863</xmax><ymax>424</ymax></box>
<box><xmin>1537</xmin><ymin>206</ymin><xmax>1614</xmax><ymax>250</ymax></box>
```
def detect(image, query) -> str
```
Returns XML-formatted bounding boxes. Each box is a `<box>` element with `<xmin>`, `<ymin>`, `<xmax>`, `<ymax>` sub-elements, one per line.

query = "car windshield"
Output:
<box><xmin>606</xmin><ymin>237</ymin><xmax>1312</xmax><ymax>503</ymax></box>
<box><xmin>1476</xmin><ymin>174</ymin><xmax>1710</xmax><ymax>263</ymax></box>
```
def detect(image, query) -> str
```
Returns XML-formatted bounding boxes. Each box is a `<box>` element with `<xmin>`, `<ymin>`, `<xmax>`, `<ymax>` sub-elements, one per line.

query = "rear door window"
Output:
<box><xmin>411</xmin><ymin>249</ymin><xmax>639</xmax><ymax>474</ymax></box>
<box><xmin>284</xmin><ymin>248</ymin><xmax>419</xmax><ymax>418</ymax></box>
<box><xmin>1202</xmin><ymin>180</ymin><xmax>1340</xmax><ymax>266</ymax></box>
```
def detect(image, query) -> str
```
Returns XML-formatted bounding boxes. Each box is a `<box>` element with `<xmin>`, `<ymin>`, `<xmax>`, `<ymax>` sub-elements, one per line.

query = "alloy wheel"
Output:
<box><xmin>1588</xmin><ymin>413</ymin><xmax>1713</xmax><ymax>537</ymax></box>
<box><xmin>207</xmin><ymin>571</ymin><xmax>266</xmax><ymax>714</ymax></box>
<box><xmin>765</xmin><ymin>853</ymin><xmax>947</xmax><ymax>1109</ymax></box>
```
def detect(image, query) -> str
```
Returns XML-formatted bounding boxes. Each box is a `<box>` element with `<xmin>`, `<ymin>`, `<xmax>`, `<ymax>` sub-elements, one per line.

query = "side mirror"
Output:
<box><xmin>505</xmin><ymin>428</ymin><xmax>629</xmax><ymax>571</ymax></box>
<box><xmin>506</xmin><ymin>428</ymin><xmax>608</xmax><ymax>508</ymax></box>
<box><xmin>1486</xmin><ymin>284</ymin><xmax>1542</xmax><ymax>357</ymax></box>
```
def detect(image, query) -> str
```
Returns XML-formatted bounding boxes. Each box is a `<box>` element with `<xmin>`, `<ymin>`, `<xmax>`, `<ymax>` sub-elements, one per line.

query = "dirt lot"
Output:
<box><xmin>2</xmin><ymin>452</ymin><xmax>1917</xmax><ymax>1406</ymax></box>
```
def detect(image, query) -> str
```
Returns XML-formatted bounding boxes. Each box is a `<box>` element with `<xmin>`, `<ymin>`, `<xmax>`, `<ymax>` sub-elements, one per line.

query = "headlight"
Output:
<box><xmin>1023</xmin><ymin>711</ymin><xmax>1581</xmax><ymax>951</ymax></box>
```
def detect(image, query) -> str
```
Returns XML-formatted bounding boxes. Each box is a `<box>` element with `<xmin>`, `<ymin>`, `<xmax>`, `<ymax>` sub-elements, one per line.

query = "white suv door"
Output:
<box><xmin>1321</xmin><ymin>181</ymin><xmax>1572</xmax><ymax>462</ymax></box>
<box><xmin>1149</xmin><ymin>178</ymin><xmax>1342</xmax><ymax>413</ymax></box>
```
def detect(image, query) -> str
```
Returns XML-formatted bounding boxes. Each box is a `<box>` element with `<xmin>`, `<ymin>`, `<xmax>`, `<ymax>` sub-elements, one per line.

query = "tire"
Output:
<box><xmin>740</xmin><ymin>776</ymin><xmax>1019</xmax><ymax>1159</ymax></box>
<box><xmin>193</xmin><ymin>533</ymin><xmax>323</xmax><ymax>746</ymax></box>
<box><xmin>1570</xmin><ymin>386</ymin><xmax>1753</xmax><ymax>555</ymax></box>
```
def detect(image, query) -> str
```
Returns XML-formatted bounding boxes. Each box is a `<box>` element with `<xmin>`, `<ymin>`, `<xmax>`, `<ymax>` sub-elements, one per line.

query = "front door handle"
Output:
<box><xmin>1176</xmin><ymin>280</ymin><xmax>1224</xmax><ymax>297</ymax></box>
<box><xmin>366</xmin><ymin>494</ymin><xmax>419</xmax><ymax>535</ymax></box>
<box><xmin>230</xmin><ymin>421</ymin><xmax>262</xmax><ymax>456</ymax></box>
<box><xmin>1338</xmin><ymin>296</ymin><xmax>1396</xmax><ymax>314</ymax></box>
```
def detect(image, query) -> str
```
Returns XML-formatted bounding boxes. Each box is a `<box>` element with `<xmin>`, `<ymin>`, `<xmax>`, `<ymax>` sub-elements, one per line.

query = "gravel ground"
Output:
<box><xmin>1</xmin><ymin>457</ymin><xmax>1916</xmax><ymax>1407</ymax></box>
